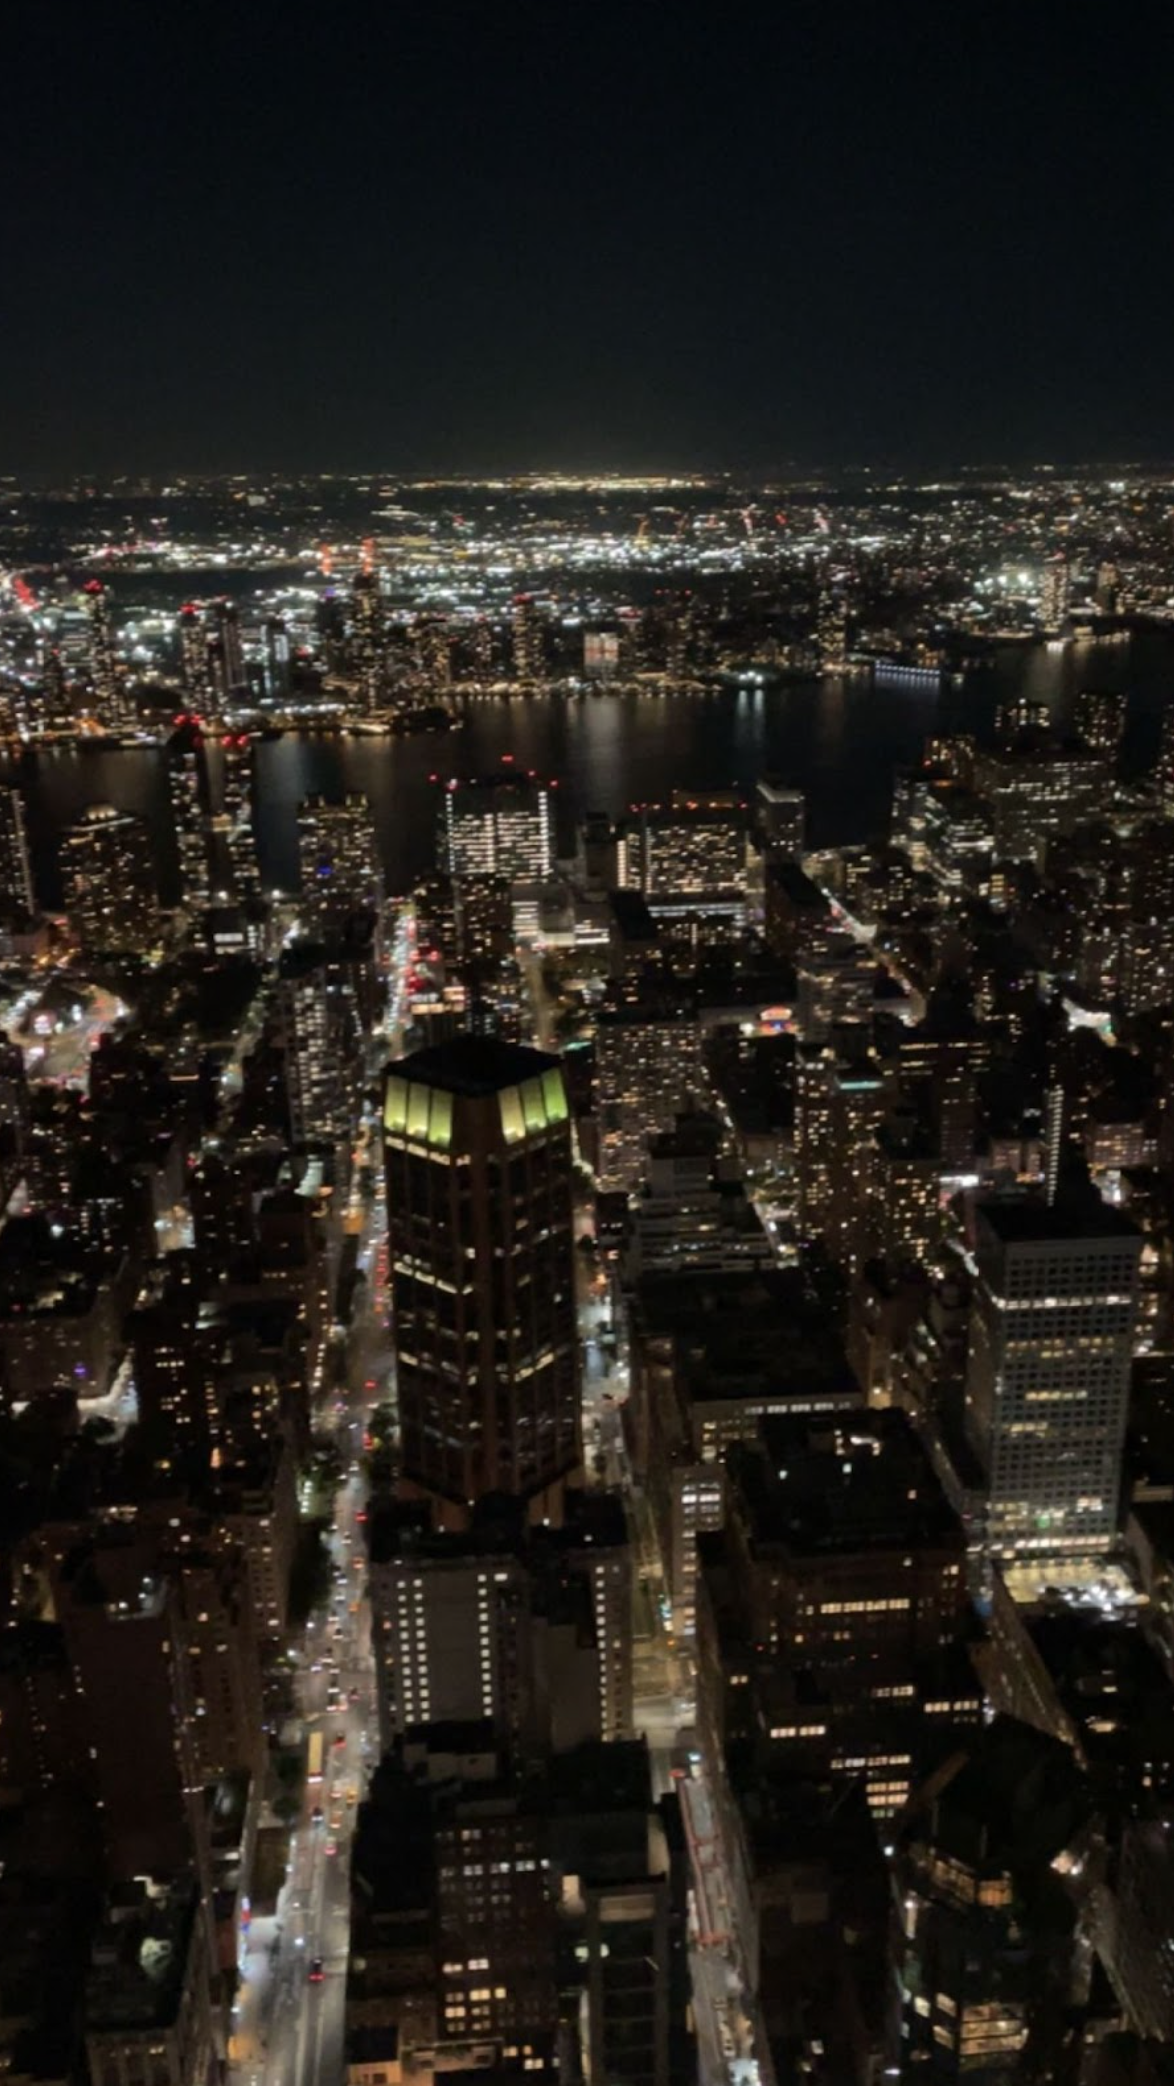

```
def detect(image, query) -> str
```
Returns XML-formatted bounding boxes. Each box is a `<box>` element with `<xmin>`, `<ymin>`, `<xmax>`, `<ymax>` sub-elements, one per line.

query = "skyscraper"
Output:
<box><xmin>206</xmin><ymin>599</ymin><xmax>248</xmax><ymax>705</ymax></box>
<box><xmin>350</xmin><ymin>566</ymin><xmax>385</xmax><ymax>712</ymax></box>
<box><xmin>1155</xmin><ymin>706</ymin><xmax>1174</xmax><ymax>808</ymax></box>
<box><xmin>264</xmin><ymin>615</ymin><xmax>292</xmax><ymax>701</ymax></box>
<box><xmin>59</xmin><ymin>804</ymin><xmax>158</xmax><ymax>953</ymax></box>
<box><xmin>965</xmin><ymin>1189</ymin><xmax>1142</xmax><ymax>1560</ymax></box>
<box><xmin>817</xmin><ymin>586</ymin><xmax>849</xmax><ymax>670</ymax></box>
<box><xmin>383</xmin><ymin>1036</ymin><xmax>580</xmax><ymax>1526</ymax></box>
<box><xmin>1039</xmin><ymin>553</ymin><xmax>1071</xmax><ymax>632</ymax></box>
<box><xmin>595</xmin><ymin>994</ymin><xmax>705</xmax><ymax>1193</ymax></box>
<box><xmin>1075</xmin><ymin>687</ymin><xmax>1128</xmax><ymax>764</ymax></box>
<box><xmin>82</xmin><ymin>580</ymin><xmax>133</xmax><ymax>730</ymax></box>
<box><xmin>212</xmin><ymin>733</ymin><xmax>259</xmax><ymax>897</ymax></box>
<box><xmin>177</xmin><ymin>602</ymin><xmax>208</xmax><ymax>700</ymax></box>
<box><xmin>296</xmin><ymin>792</ymin><xmax>383</xmax><ymax>925</ymax></box>
<box><xmin>439</xmin><ymin>771</ymin><xmax>553</xmax><ymax>880</ymax></box>
<box><xmin>167</xmin><ymin>736</ymin><xmax>212</xmax><ymax>911</ymax></box>
<box><xmin>511</xmin><ymin>593</ymin><xmax>545</xmax><ymax>682</ymax></box>
<box><xmin>0</xmin><ymin>784</ymin><xmax>35</xmax><ymax>915</ymax></box>
<box><xmin>756</xmin><ymin>775</ymin><xmax>806</xmax><ymax>857</ymax></box>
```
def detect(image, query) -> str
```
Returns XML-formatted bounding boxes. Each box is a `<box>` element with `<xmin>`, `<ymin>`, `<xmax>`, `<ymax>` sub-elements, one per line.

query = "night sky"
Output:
<box><xmin>6</xmin><ymin>3</ymin><xmax>1174</xmax><ymax>474</ymax></box>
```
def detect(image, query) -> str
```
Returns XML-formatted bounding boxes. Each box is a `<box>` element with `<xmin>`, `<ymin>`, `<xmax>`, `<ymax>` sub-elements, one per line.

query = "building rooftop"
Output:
<box><xmin>976</xmin><ymin>1191</ymin><xmax>1141</xmax><ymax>1247</ymax></box>
<box><xmin>729</xmin><ymin>1408</ymin><xmax>962</xmax><ymax>1557</ymax></box>
<box><xmin>85</xmin><ymin>1875</ymin><xmax>198</xmax><ymax>2035</ymax></box>
<box><xmin>389</xmin><ymin>1034</ymin><xmax>559</xmax><ymax>1096</ymax></box>
<box><xmin>631</xmin><ymin>1267</ymin><xmax>860</xmax><ymax>1411</ymax></box>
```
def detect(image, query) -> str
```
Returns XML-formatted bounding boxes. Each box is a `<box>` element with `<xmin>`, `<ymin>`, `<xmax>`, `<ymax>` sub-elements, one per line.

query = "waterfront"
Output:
<box><xmin>11</xmin><ymin>630</ymin><xmax>1174</xmax><ymax>903</ymax></box>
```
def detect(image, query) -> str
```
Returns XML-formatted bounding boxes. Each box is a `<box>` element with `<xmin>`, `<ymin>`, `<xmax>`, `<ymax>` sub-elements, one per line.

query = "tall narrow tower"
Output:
<box><xmin>83</xmin><ymin>581</ymin><xmax>133</xmax><ymax>730</ymax></box>
<box><xmin>384</xmin><ymin>1036</ymin><xmax>581</xmax><ymax>1527</ymax></box>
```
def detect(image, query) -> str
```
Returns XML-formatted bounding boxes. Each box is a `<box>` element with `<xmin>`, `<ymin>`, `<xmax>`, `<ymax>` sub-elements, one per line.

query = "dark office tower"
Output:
<box><xmin>350</xmin><ymin>566</ymin><xmax>385</xmax><ymax>712</ymax></box>
<box><xmin>296</xmin><ymin>791</ymin><xmax>383</xmax><ymax>924</ymax></box>
<box><xmin>211</xmin><ymin>597</ymin><xmax>248</xmax><ymax>701</ymax></box>
<box><xmin>1156</xmin><ymin>707</ymin><xmax>1174</xmax><ymax>809</ymax></box>
<box><xmin>316</xmin><ymin>589</ymin><xmax>348</xmax><ymax>673</ymax></box>
<box><xmin>82</xmin><ymin>579</ymin><xmax>132</xmax><ymax>729</ymax></box>
<box><xmin>383</xmin><ymin>1036</ymin><xmax>580</xmax><ymax>1527</ymax></box>
<box><xmin>896</xmin><ymin>1720</ymin><xmax>1086</xmax><ymax>2081</ymax></box>
<box><xmin>0</xmin><ymin>692</ymin><xmax>20</xmax><ymax>758</ymax></box>
<box><xmin>167</xmin><ymin>737</ymin><xmax>212</xmax><ymax>910</ymax></box>
<box><xmin>756</xmin><ymin>775</ymin><xmax>806</xmax><ymax>857</ymax></box>
<box><xmin>263</xmin><ymin>615</ymin><xmax>292</xmax><ymax>701</ymax></box>
<box><xmin>898</xmin><ymin>978</ymin><xmax>987</xmax><ymax>1176</ymax></box>
<box><xmin>1075</xmin><ymin>687</ymin><xmax>1128</xmax><ymax>765</ymax></box>
<box><xmin>511</xmin><ymin>592</ymin><xmax>544</xmax><ymax>682</ymax></box>
<box><xmin>176</xmin><ymin>601</ymin><xmax>207</xmax><ymax>698</ymax></box>
<box><xmin>965</xmin><ymin>1186</ymin><xmax>1141</xmax><ymax>1562</ymax></box>
<box><xmin>59</xmin><ymin>803</ymin><xmax>158</xmax><ymax>954</ymax></box>
<box><xmin>817</xmin><ymin>585</ymin><xmax>849</xmax><ymax>669</ymax></box>
<box><xmin>0</xmin><ymin>784</ymin><xmax>35</xmax><ymax>914</ymax></box>
<box><xmin>0</xmin><ymin>1040</ymin><xmax>29</xmax><ymax>1205</ymax></box>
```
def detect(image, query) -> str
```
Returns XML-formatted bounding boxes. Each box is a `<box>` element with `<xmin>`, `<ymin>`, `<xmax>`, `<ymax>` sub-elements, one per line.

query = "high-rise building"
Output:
<box><xmin>965</xmin><ymin>1188</ymin><xmax>1142</xmax><ymax>1559</ymax></box>
<box><xmin>59</xmin><ymin>803</ymin><xmax>158</xmax><ymax>953</ymax></box>
<box><xmin>1076</xmin><ymin>687</ymin><xmax>1129</xmax><ymax>764</ymax></box>
<box><xmin>167</xmin><ymin>736</ymin><xmax>212</xmax><ymax>911</ymax></box>
<box><xmin>896</xmin><ymin>1720</ymin><xmax>1087</xmax><ymax>2080</ymax></box>
<box><xmin>82</xmin><ymin>580</ymin><xmax>133</xmax><ymax>730</ymax></box>
<box><xmin>583</xmin><ymin>628</ymin><xmax>620</xmax><ymax>681</ymax></box>
<box><xmin>296</xmin><ymin>792</ymin><xmax>383</xmax><ymax>924</ymax></box>
<box><xmin>970</xmin><ymin>739</ymin><xmax>1109</xmax><ymax>864</ymax></box>
<box><xmin>817</xmin><ymin>586</ymin><xmax>849</xmax><ymax>670</ymax></box>
<box><xmin>212</xmin><ymin>732</ymin><xmax>259</xmax><ymax>897</ymax></box>
<box><xmin>367</xmin><ymin>1492</ymin><xmax>632</xmax><ymax>1751</ymax></box>
<box><xmin>280</xmin><ymin>946</ymin><xmax>363</xmax><ymax>1148</ymax></box>
<box><xmin>756</xmin><ymin>775</ymin><xmax>806</xmax><ymax>856</ymax></box>
<box><xmin>1155</xmin><ymin>707</ymin><xmax>1174</xmax><ymax>808</ymax></box>
<box><xmin>383</xmin><ymin>1036</ymin><xmax>580</xmax><ymax>1525</ymax></box>
<box><xmin>616</xmin><ymin>795</ymin><xmax>750</xmax><ymax>917</ymax></box>
<box><xmin>263</xmin><ymin>615</ymin><xmax>292</xmax><ymax>701</ymax></box>
<box><xmin>511</xmin><ymin>594</ymin><xmax>545</xmax><ymax>682</ymax></box>
<box><xmin>1040</xmin><ymin>553</ymin><xmax>1071</xmax><ymax>632</ymax></box>
<box><xmin>413</xmin><ymin>611</ymin><xmax>452</xmax><ymax>688</ymax></box>
<box><xmin>350</xmin><ymin>566</ymin><xmax>385</xmax><ymax>712</ymax></box>
<box><xmin>206</xmin><ymin>598</ymin><xmax>248</xmax><ymax>703</ymax></box>
<box><xmin>707</xmin><ymin>1409</ymin><xmax>971</xmax><ymax>1816</ymax></box>
<box><xmin>595</xmin><ymin>994</ymin><xmax>705</xmax><ymax>1193</ymax></box>
<box><xmin>1095</xmin><ymin>558</ymin><xmax>1122</xmax><ymax>613</ymax></box>
<box><xmin>439</xmin><ymin>771</ymin><xmax>553</xmax><ymax>881</ymax></box>
<box><xmin>176</xmin><ymin>602</ymin><xmax>208</xmax><ymax>699</ymax></box>
<box><xmin>0</xmin><ymin>783</ymin><xmax>35</xmax><ymax>914</ymax></box>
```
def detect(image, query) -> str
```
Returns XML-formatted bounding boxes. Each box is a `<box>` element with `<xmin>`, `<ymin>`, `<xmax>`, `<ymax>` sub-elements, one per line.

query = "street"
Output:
<box><xmin>227</xmin><ymin>1144</ymin><xmax>391</xmax><ymax>2086</ymax></box>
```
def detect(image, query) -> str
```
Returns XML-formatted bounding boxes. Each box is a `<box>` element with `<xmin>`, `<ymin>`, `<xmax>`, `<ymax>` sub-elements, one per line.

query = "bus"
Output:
<box><xmin>307</xmin><ymin>1731</ymin><xmax>324</xmax><ymax>1785</ymax></box>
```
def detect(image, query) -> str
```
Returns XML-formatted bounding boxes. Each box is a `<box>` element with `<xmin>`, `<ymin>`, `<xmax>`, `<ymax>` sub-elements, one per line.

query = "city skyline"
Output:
<box><xmin>6</xmin><ymin>11</ymin><xmax>1174</xmax><ymax>2076</ymax></box>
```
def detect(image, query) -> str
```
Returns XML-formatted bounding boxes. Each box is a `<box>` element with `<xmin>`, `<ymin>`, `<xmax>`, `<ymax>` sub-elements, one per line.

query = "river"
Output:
<box><xmin>9</xmin><ymin>631</ymin><xmax>1174</xmax><ymax>905</ymax></box>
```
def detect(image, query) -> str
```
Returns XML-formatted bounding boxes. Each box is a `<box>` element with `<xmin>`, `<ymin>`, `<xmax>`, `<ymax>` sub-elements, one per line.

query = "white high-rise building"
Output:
<box><xmin>440</xmin><ymin>772</ymin><xmax>552</xmax><ymax>881</ymax></box>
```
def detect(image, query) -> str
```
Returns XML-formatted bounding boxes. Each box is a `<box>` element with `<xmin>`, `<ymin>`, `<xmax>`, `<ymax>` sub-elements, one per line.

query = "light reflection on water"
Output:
<box><xmin>14</xmin><ymin>631</ymin><xmax>1173</xmax><ymax>903</ymax></box>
